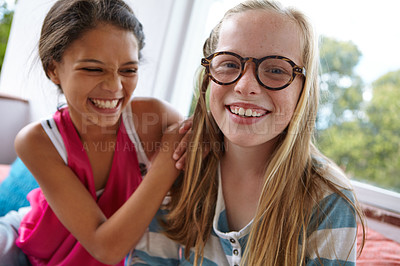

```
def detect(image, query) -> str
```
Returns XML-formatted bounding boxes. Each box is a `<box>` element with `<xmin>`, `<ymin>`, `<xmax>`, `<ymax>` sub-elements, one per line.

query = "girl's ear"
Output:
<box><xmin>47</xmin><ymin>60</ymin><xmax>61</xmax><ymax>85</ymax></box>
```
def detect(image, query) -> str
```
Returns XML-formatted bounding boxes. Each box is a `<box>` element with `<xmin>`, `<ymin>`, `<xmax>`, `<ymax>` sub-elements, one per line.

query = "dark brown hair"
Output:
<box><xmin>39</xmin><ymin>0</ymin><xmax>145</xmax><ymax>78</ymax></box>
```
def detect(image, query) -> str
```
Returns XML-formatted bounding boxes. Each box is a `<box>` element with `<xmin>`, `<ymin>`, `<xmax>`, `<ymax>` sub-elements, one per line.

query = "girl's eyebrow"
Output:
<box><xmin>122</xmin><ymin>61</ymin><xmax>139</xmax><ymax>66</ymax></box>
<box><xmin>77</xmin><ymin>59</ymin><xmax>139</xmax><ymax>65</ymax></box>
<box><xmin>77</xmin><ymin>59</ymin><xmax>103</xmax><ymax>64</ymax></box>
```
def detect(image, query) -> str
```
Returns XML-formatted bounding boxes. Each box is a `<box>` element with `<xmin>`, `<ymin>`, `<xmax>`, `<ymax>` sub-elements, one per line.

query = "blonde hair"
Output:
<box><xmin>164</xmin><ymin>0</ymin><xmax>365</xmax><ymax>265</ymax></box>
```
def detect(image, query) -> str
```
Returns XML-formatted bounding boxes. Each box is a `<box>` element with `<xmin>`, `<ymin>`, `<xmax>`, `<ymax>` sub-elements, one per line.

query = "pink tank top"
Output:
<box><xmin>16</xmin><ymin>108</ymin><xmax>142</xmax><ymax>265</ymax></box>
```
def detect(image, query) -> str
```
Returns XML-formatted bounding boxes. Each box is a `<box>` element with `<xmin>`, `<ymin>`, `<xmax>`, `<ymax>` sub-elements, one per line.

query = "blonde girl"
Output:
<box><xmin>128</xmin><ymin>0</ymin><xmax>365</xmax><ymax>265</ymax></box>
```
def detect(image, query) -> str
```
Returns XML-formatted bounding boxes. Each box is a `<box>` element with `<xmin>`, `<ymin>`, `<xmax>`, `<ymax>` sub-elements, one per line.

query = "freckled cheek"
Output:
<box><xmin>210</xmin><ymin>84</ymin><xmax>226</xmax><ymax>101</ymax></box>
<box><xmin>209</xmin><ymin>85</ymin><xmax>226</xmax><ymax>115</ymax></box>
<box><xmin>270</xmin><ymin>111</ymin><xmax>292</xmax><ymax>131</ymax></box>
<box><xmin>273</xmin><ymin>87</ymin><xmax>300</xmax><ymax>113</ymax></box>
<box><xmin>208</xmin><ymin>92</ymin><xmax>218</xmax><ymax>118</ymax></box>
<box><xmin>279</xmin><ymin>96</ymin><xmax>301</xmax><ymax>128</ymax></box>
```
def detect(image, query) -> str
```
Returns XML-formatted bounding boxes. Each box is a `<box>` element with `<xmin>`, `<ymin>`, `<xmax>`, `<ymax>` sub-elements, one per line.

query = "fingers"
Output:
<box><xmin>178</xmin><ymin>118</ymin><xmax>193</xmax><ymax>134</ymax></box>
<box><xmin>172</xmin><ymin>128</ymin><xmax>191</xmax><ymax>160</ymax></box>
<box><xmin>174</xmin><ymin>153</ymin><xmax>186</xmax><ymax>170</ymax></box>
<box><xmin>171</xmin><ymin>117</ymin><xmax>193</xmax><ymax>170</ymax></box>
<box><xmin>163</xmin><ymin>122</ymin><xmax>181</xmax><ymax>134</ymax></box>
<box><xmin>172</xmin><ymin>129</ymin><xmax>191</xmax><ymax>170</ymax></box>
<box><xmin>173</xmin><ymin>137</ymin><xmax>209</xmax><ymax>170</ymax></box>
<box><xmin>173</xmin><ymin>117</ymin><xmax>193</xmax><ymax>159</ymax></box>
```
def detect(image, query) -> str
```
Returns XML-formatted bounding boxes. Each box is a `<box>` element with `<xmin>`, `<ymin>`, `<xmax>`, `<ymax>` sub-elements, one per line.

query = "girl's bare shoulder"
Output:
<box><xmin>15</xmin><ymin>121</ymin><xmax>65</xmax><ymax>176</ymax></box>
<box><xmin>130</xmin><ymin>97</ymin><xmax>181</xmax><ymax>120</ymax></box>
<box><xmin>15</xmin><ymin>121</ymin><xmax>50</xmax><ymax>154</ymax></box>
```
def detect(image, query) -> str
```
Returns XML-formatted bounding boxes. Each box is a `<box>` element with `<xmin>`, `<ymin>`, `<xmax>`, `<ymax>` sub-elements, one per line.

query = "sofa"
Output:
<box><xmin>0</xmin><ymin>93</ymin><xmax>38</xmax><ymax>215</ymax></box>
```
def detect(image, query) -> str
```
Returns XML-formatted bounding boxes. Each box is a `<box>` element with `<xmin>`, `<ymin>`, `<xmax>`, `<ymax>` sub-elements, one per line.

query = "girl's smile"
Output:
<box><xmin>88</xmin><ymin>98</ymin><xmax>124</xmax><ymax>117</ymax></box>
<box><xmin>89</xmin><ymin>98</ymin><xmax>121</xmax><ymax>110</ymax></box>
<box><xmin>226</xmin><ymin>103</ymin><xmax>271</xmax><ymax>125</ymax></box>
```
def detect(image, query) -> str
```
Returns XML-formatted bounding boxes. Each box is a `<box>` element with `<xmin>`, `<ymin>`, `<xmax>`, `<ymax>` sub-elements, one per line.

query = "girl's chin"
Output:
<box><xmin>224</xmin><ymin>133</ymin><xmax>270</xmax><ymax>146</ymax></box>
<box><xmin>221</xmin><ymin>125</ymin><xmax>282</xmax><ymax>148</ymax></box>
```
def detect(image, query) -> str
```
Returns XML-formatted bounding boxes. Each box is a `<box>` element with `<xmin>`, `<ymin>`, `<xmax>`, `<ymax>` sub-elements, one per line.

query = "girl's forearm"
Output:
<box><xmin>83</xmin><ymin>151</ymin><xmax>180</xmax><ymax>264</ymax></box>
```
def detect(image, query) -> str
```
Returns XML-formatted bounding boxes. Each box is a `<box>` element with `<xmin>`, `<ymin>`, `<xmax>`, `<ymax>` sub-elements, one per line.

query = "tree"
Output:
<box><xmin>316</xmin><ymin>36</ymin><xmax>400</xmax><ymax>191</ymax></box>
<box><xmin>361</xmin><ymin>70</ymin><xmax>400</xmax><ymax>190</ymax></box>
<box><xmin>0</xmin><ymin>1</ymin><xmax>14</xmax><ymax>72</ymax></box>
<box><xmin>317</xmin><ymin>36</ymin><xmax>364</xmax><ymax>129</ymax></box>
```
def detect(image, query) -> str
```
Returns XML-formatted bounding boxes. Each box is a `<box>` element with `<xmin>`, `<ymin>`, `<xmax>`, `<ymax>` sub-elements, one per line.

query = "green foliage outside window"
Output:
<box><xmin>0</xmin><ymin>1</ymin><xmax>14</xmax><ymax>72</ymax></box>
<box><xmin>318</xmin><ymin>36</ymin><xmax>364</xmax><ymax>129</ymax></box>
<box><xmin>317</xmin><ymin>37</ymin><xmax>400</xmax><ymax>192</ymax></box>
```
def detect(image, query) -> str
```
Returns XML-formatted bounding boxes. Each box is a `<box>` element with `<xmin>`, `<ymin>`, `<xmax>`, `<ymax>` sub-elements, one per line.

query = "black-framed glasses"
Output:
<box><xmin>201</xmin><ymin>51</ymin><xmax>306</xmax><ymax>91</ymax></box>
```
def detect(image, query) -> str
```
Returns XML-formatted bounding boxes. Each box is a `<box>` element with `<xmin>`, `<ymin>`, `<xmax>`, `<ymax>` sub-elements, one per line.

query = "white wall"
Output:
<box><xmin>0</xmin><ymin>0</ymin><xmax>55</xmax><ymax>121</ymax></box>
<box><xmin>0</xmin><ymin>95</ymin><xmax>30</xmax><ymax>164</ymax></box>
<box><xmin>0</xmin><ymin>0</ymin><xmax>209</xmax><ymax>121</ymax></box>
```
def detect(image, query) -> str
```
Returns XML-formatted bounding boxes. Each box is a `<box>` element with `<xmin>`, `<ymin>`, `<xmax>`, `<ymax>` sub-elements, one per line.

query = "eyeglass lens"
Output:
<box><xmin>209</xmin><ymin>54</ymin><xmax>294</xmax><ymax>89</ymax></box>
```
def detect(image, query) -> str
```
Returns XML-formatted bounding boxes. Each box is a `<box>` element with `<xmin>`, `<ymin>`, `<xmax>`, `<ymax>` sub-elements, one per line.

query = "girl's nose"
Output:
<box><xmin>103</xmin><ymin>73</ymin><xmax>123</xmax><ymax>92</ymax></box>
<box><xmin>233</xmin><ymin>62</ymin><xmax>263</xmax><ymax>95</ymax></box>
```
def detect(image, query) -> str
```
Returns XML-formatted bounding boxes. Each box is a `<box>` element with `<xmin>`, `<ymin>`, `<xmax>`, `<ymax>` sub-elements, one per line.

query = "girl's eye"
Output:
<box><xmin>120</xmin><ymin>68</ymin><xmax>138</xmax><ymax>75</ymax></box>
<box><xmin>82</xmin><ymin>68</ymin><xmax>102</xmax><ymax>72</ymax></box>
<box><xmin>269</xmin><ymin>68</ymin><xmax>284</xmax><ymax>74</ymax></box>
<box><xmin>262</xmin><ymin>66</ymin><xmax>290</xmax><ymax>76</ymax></box>
<box><xmin>222</xmin><ymin>61</ymin><xmax>240</xmax><ymax>69</ymax></box>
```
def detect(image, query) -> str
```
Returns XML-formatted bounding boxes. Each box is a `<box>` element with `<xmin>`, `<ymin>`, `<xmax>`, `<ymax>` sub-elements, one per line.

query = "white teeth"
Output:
<box><xmin>91</xmin><ymin>99</ymin><xmax>119</xmax><ymax>109</ymax></box>
<box><xmin>230</xmin><ymin>106</ymin><xmax>264</xmax><ymax>117</ymax></box>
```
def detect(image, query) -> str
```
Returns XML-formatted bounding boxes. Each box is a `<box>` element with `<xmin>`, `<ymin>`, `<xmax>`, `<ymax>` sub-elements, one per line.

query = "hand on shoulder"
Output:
<box><xmin>130</xmin><ymin>97</ymin><xmax>184</xmax><ymax>161</ymax></box>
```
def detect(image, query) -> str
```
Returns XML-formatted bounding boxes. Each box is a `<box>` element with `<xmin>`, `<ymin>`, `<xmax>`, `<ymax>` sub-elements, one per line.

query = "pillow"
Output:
<box><xmin>0</xmin><ymin>164</ymin><xmax>11</xmax><ymax>183</ymax></box>
<box><xmin>0</xmin><ymin>157</ymin><xmax>39</xmax><ymax>216</ymax></box>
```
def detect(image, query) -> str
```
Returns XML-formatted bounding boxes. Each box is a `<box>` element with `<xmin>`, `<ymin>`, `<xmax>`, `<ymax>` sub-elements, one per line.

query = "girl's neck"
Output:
<box><xmin>78</xmin><ymin>123</ymin><xmax>119</xmax><ymax>142</ymax></box>
<box><xmin>69</xmin><ymin>112</ymin><xmax>120</xmax><ymax>142</ymax></box>
<box><xmin>220</xmin><ymin>138</ymin><xmax>278</xmax><ymax>231</ymax></box>
<box><xmin>221</xmin><ymin>138</ymin><xmax>276</xmax><ymax>181</ymax></box>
